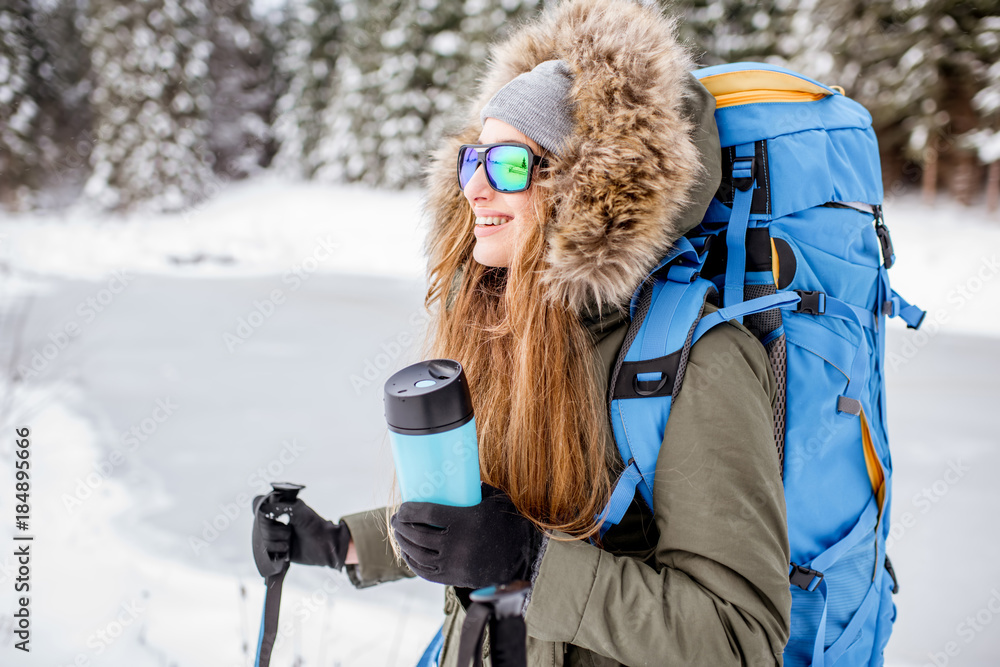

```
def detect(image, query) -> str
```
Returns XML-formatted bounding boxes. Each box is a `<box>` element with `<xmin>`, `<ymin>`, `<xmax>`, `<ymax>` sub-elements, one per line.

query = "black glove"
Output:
<box><xmin>252</xmin><ymin>493</ymin><xmax>351</xmax><ymax>578</ymax></box>
<box><xmin>390</xmin><ymin>484</ymin><xmax>543</xmax><ymax>589</ymax></box>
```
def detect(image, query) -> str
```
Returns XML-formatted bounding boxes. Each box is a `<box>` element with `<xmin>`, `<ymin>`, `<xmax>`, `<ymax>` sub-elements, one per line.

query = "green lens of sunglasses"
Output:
<box><xmin>487</xmin><ymin>145</ymin><xmax>531</xmax><ymax>192</ymax></box>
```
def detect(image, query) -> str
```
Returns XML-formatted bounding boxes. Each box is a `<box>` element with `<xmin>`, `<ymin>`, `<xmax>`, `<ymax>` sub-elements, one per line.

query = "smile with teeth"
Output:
<box><xmin>475</xmin><ymin>216</ymin><xmax>512</xmax><ymax>226</ymax></box>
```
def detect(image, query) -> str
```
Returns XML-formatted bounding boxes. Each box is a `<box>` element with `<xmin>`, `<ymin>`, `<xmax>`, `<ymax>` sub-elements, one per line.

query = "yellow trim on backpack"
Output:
<box><xmin>714</xmin><ymin>90</ymin><xmax>828</xmax><ymax>108</ymax></box>
<box><xmin>770</xmin><ymin>237</ymin><xmax>780</xmax><ymax>286</ymax></box>
<box><xmin>700</xmin><ymin>69</ymin><xmax>838</xmax><ymax>109</ymax></box>
<box><xmin>860</xmin><ymin>409</ymin><xmax>885</xmax><ymax>512</ymax></box>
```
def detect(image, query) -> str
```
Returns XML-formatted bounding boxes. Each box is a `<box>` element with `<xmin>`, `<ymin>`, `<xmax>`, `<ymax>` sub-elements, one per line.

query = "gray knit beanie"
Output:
<box><xmin>480</xmin><ymin>59</ymin><xmax>576</xmax><ymax>157</ymax></box>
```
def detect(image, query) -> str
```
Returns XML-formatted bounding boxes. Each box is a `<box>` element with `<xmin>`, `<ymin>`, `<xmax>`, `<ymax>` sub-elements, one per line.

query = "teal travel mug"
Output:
<box><xmin>384</xmin><ymin>359</ymin><xmax>482</xmax><ymax>506</ymax></box>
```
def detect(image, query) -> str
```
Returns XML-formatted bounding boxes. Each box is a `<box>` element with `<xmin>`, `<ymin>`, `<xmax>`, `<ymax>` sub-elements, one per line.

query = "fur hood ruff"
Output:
<box><xmin>423</xmin><ymin>0</ymin><xmax>715</xmax><ymax>313</ymax></box>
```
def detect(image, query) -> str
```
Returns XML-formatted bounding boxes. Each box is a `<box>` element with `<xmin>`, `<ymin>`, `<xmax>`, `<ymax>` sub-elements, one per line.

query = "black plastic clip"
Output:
<box><xmin>789</xmin><ymin>563</ymin><xmax>825</xmax><ymax>592</ymax></box>
<box><xmin>732</xmin><ymin>156</ymin><xmax>756</xmax><ymax>192</ymax></box>
<box><xmin>874</xmin><ymin>205</ymin><xmax>895</xmax><ymax>269</ymax></box>
<box><xmin>794</xmin><ymin>290</ymin><xmax>826</xmax><ymax>316</ymax></box>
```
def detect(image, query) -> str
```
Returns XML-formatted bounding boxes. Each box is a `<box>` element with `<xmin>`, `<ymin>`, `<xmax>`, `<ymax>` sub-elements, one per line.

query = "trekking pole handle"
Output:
<box><xmin>263</xmin><ymin>482</ymin><xmax>305</xmax><ymax>523</ymax></box>
<box><xmin>254</xmin><ymin>483</ymin><xmax>305</xmax><ymax>667</ymax></box>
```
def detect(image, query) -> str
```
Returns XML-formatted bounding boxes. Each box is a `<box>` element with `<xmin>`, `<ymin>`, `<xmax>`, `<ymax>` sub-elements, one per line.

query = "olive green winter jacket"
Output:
<box><xmin>342</xmin><ymin>0</ymin><xmax>792</xmax><ymax>664</ymax></box>
<box><xmin>342</xmin><ymin>299</ymin><xmax>791</xmax><ymax>666</ymax></box>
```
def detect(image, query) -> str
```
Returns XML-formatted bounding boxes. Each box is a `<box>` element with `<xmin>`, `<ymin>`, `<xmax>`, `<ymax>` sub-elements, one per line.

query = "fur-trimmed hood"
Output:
<box><xmin>423</xmin><ymin>0</ymin><xmax>721</xmax><ymax>313</ymax></box>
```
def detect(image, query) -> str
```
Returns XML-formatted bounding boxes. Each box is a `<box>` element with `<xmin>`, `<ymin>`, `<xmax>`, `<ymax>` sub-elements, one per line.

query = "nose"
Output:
<box><xmin>463</xmin><ymin>163</ymin><xmax>492</xmax><ymax>204</ymax></box>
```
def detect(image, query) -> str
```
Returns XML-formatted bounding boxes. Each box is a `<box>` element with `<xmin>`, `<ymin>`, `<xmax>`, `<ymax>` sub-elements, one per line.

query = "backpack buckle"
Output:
<box><xmin>789</xmin><ymin>563</ymin><xmax>824</xmax><ymax>592</ymax></box>
<box><xmin>794</xmin><ymin>290</ymin><xmax>826</xmax><ymax>315</ymax></box>
<box><xmin>732</xmin><ymin>156</ymin><xmax>756</xmax><ymax>191</ymax></box>
<box><xmin>874</xmin><ymin>205</ymin><xmax>895</xmax><ymax>269</ymax></box>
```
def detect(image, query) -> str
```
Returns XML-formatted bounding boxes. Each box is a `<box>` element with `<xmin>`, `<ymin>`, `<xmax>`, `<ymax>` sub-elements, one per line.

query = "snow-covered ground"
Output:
<box><xmin>0</xmin><ymin>177</ymin><xmax>997</xmax><ymax>666</ymax></box>
<box><xmin>0</xmin><ymin>271</ymin><xmax>444</xmax><ymax>666</ymax></box>
<box><xmin>1</xmin><ymin>175</ymin><xmax>997</xmax><ymax>337</ymax></box>
<box><xmin>1</xmin><ymin>382</ymin><xmax>437</xmax><ymax>667</ymax></box>
<box><xmin>0</xmin><ymin>175</ymin><xmax>428</xmax><ymax>282</ymax></box>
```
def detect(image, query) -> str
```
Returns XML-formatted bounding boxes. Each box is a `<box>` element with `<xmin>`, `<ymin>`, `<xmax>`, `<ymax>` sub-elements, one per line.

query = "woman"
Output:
<box><xmin>253</xmin><ymin>0</ymin><xmax>792</xmax><ymax>664</ymax></box>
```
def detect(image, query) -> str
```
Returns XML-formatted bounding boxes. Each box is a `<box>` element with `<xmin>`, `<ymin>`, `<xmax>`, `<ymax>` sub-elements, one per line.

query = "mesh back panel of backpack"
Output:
<box><xmin>742</xmin><ymin>283</ymin><xmax>787</xmax><ymax>476</ymax></box>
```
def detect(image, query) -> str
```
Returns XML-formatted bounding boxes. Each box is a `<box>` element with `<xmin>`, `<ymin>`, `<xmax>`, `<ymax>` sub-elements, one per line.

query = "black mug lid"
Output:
<box><xmin>384</xmin><ymin>359</ymin><xmax>473</xmax><ymax>433</ymax></box>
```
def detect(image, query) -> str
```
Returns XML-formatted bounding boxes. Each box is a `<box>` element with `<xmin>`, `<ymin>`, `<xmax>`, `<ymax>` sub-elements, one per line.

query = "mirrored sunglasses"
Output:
<box><xmin>457</xmin><ymin>142</ymin><xmax>546</xmax><ymax>194</ymax></box>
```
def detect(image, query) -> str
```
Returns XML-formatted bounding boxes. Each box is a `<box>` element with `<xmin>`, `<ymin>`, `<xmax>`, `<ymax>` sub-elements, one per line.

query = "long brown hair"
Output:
<box><xmin>421</xmin><ymin>165</ymin><xmax>615</xmax><ymax>540</ymax></box>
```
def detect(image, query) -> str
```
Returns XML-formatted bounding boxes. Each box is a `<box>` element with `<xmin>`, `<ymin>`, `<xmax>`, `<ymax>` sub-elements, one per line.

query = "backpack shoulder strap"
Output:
<box><xmin>598</xmin><ymin>235</ymin><xmax>716</xmax><ymax>536</ymax></box>
<box><xmin>600</xmin><ymin>236</ymin><xmax>807</xmax><ymax>538</ymax></box>
<box><xmin>600</xmin><ymin>274</ymin><xmax>715</xmax><ymax>537</ymax></box>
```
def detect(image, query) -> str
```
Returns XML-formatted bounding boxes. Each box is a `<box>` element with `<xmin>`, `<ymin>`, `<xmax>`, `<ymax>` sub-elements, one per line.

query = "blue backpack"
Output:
<box><xmin>598</xmin><ymin>63</ymin><xmax>925</xmax><ymax>667</ymax></box>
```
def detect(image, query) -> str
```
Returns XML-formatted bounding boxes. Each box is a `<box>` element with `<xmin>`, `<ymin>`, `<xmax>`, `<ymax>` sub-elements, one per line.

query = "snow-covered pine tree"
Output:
<box><xmin>81</xmin><ymin>0</ymin><xmax>216</xmax><ymax>213</ymax></box>
<box><xmin>971</xmin><ymin>16</ymin><xmax>1000</xmax><ymax>119</ymax></box>
<box><xmin>938</xmin><ymin>3</ymin><xmax>1000</xmax><ymax>204</ymax></box>
<box><xmin>814</xmin><ymin>0</ymin><xmax>999</xmax><ymax>201</ymax></box>
<box><xmin>207</xmin><ymin>0</ymin><xmax>279</xmax><ymax>181</ymax></box>
<box><xmin>0</xmin><ymin>0</ymin><xmax>52</xmax><ymax>209</ymax></box>
<box><xmin>675</xmin><ymin>0</ymin><xmax>1000</xmax><ymax>203</ymax></box>
<box><xmin>316</xmin><ymin>0</ymin><xmax>542</xmax><ymax>189</ymax></box>
<box><xmin>268</xmin><ymin>0</ymin><xmax>342</xmax><ymax>180</ymax></box>
<box><xmin>675</xmin><ymin>0</ymin><xmax>794</xmax><ymax>67</ymax></box>
<box><xmin>965</xmin><ymin>13</ymin><xmax>1000</xmax><ymax>209</ymax></box>
<box><xmin>27</xmin><ymin>0</ymin><xmax>98</xmax><ymax>207</ymax></box>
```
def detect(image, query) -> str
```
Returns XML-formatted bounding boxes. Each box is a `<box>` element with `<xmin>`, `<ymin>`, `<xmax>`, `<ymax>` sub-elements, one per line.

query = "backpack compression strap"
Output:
<box><xmin>723</xmin><ymin>142</ymin><xmax>758</xmax><ymax>320</ymax></box>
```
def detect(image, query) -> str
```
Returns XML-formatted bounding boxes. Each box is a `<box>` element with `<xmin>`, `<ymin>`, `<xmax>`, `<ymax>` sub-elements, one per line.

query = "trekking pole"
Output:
<box><xmin>254</xmin><ymin>482</ymin><xmax>305</xmax><ymax>667</ymax></box>
<box><xmin>457</xmin><ymin>581</ymin><xmax>531</xmax><ymax>667</ymax></box>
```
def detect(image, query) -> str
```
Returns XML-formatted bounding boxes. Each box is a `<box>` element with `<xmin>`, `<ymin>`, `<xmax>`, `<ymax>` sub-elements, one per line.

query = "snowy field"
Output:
<box><xmin>0</xmin><ymin>176</ymin><xmax>997</xmax><ymax>666</ymax></box>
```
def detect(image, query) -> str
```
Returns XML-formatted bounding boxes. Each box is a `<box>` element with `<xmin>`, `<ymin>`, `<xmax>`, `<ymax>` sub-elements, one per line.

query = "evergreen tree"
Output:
<box><xmin>804</xmin><ymin>2</ymin><xmax>998</xmax><ymax>155</ymax></box>
<box><xmin>0</xmin><ymin>0</ymin><xmax>53</xmax><ymax>208</ymax></box>
<box><xmin>269</xmin><ymin>0</ymin><xmax>342</xmax><ymax>179</ymax></box>
<box><xmin>32</xmin><ymin>0</ymin><xmax>97</xmax><ymax>207</ymax></box>
<box><xmin>316</xmin><ymin>0</ymin><xmax>543</xmax><ymax>188</ymax></box>
<box><xmin>207</xmin><ymin>0</ymin><xmax>280</xmax><ymax>181</ymax></box>
<box><xmin>81</xmin><ymin>0</ymin><xmax>216</xmax><ymax>213</ymax></box>
<box><xmin>674</xmin><ymin>0</ymin><xmax>794</xmax><ymax>67</ymax></box>
<box><xmin>674</xmin><ymin>0</ymin><xmax>1000</xmax><ymax>199</ymax></box>
<box><xmin>968</xmin><ymin>13</ymin><xmax>1000</xmax><ymax>163</ymax></box>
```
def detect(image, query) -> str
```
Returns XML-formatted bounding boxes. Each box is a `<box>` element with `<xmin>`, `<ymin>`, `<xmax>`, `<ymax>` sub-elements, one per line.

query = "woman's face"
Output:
<box><xmin>463</xmin><ymin>118</ymin><xmax>541</xmax><ymax>268</ymax></box>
